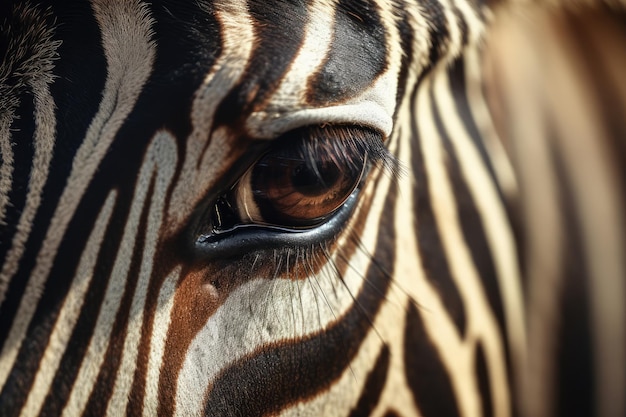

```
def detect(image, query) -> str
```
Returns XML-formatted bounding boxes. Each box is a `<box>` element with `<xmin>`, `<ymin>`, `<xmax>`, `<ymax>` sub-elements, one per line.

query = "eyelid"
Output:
<box><xmin>245</xmin><ymin>102</ymin><xmax>394</xmax><ymax>139</ymax></box>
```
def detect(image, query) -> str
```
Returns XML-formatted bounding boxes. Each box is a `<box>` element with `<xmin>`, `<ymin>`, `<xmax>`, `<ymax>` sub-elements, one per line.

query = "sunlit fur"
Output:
<box><xmin>0</xmin><ymin>1</ymin><xmax>625</xmax><ymax>417</ymax></box>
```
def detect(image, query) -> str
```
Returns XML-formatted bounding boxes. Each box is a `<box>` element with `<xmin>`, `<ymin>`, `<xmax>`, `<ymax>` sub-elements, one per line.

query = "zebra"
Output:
<box><xmin>1</xmin><ymin>0</ymin><xmax>625</xmax><ymax>416</ymax></box>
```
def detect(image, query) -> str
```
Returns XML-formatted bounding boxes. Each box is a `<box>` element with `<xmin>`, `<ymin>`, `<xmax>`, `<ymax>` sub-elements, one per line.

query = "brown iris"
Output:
<box><xmin>251</xmin><ymin>153</ymin><xmax>361</xmax><ymax>224</ymax></box>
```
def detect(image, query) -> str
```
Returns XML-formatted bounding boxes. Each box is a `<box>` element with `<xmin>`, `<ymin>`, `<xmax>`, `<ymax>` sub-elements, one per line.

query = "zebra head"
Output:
<box><xmin>1</xmin><ymin>1</ymin><xmax>626</xmax><ymax>417</ymax></box>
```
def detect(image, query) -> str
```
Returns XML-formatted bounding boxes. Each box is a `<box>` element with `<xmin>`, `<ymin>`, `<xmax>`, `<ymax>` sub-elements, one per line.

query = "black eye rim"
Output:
<box><xmin>193</xmin><ymin>192</ymin><xmax>360</xmax><ymax>261</ymax></box>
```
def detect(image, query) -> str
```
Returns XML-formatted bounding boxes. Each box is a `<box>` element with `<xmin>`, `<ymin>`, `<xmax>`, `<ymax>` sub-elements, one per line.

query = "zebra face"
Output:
<box><xmin>6</xmin><ymin>1</ymin><xmax>625</xmax><ymax>416</ymax></box>
<box><xmin>0</xmin><ymin>1</ymin><xmax>418</xmax><ymax>416</ymax></box>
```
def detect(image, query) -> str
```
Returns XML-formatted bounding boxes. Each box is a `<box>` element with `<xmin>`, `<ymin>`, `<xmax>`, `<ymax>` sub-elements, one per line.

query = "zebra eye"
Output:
<box><xmin>209</xmin><ymin>126</ymin><xmax>383</xmax><ymax>232</ymax></box>
<box><xmin>237</xmin><ymin>133</ymin><xmax>366</xmax><ymax>227</ymax></box>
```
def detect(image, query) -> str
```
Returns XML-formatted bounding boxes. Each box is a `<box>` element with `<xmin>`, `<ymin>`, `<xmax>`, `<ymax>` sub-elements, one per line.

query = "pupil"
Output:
<box><xmin>291</xmin><ymin>162</ymin><xmax>340</xmax><ymax>196</ymax></box>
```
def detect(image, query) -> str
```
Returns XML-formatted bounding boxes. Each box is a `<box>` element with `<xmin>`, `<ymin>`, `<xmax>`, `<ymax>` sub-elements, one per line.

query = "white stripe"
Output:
<box><xmin>415</xmin><ymin>75</ymin><xmax>481</xmax><ymax>417</ymax></box>
<box><xmin>405</xmin><ymin>2</ymin><xmax>433</xmax><ymax>75</ymax></box>
<box><xmin>167</xmin><ymin>0</ymin><xmax>255</xmax><ymax>228</ymax></box>
<box><xmin>19</xmin><ymin>190</ymin><xmax>117</xmax><ymax>417</ymax></box>
<box><xmin>245</xmin><ymin>0</ymin><xmax>397</xmax><ymax>140</ymax></box>
<box><xmin>60</xmin><ymin>138</ymin><xmax>166</xmax><ymax>417</ymax></box>
<box><xmin>0</xmin><ymin>113</ymin><xmax>15</xmax><ymax>228</ymax></box>
<box><xmin>380</xmin><ymin>92</ymin><xmax>451</xmax><ymax>416</ymax></box>
<box><xmin>434</xmin><ymin>58</ymin><xmax>521</xmax><ymax>417</ymax></box>
<box><xmin>454</xmin><ymin>0</ymin><xmax>484</xmax><ymax>48</ymax></box>
<box><xmin>0</xmin><ymin>73</ymin><xmax>57</xmax><ymax>307</ymax></box>
<box><xmin>0</xmin><ymin>4</ymin><xmax>60</xmax><ymax>231</ymax></box>
<box><xmin>419</xmin><ymin>72</ymin><xmax>509</xmax><ymax>417</ymax></box>
<box><xmin>106</xmin><ymin>132</ymin><xmax>177</xmax><ymax>416</ymax></box>
<box><xmin>359</xmin><ymin>70</ymin><xmax>479</xmax><ymax>417</ymax></box>
<box><xmin>245</xmin><ymin>0</ymin><xmax>335</xmax><ymax>138</ymax></box>
<box><xmin>142</xmin><ymin>266</ymin><xmax>182</xmax><ymax>417</ymax></box>
<box><xmin>0</xmin><ymin>63</ymin><xmax>59</xmax><ymax>391</ymax></box>
<box><xmin>464</xmin><ymin>47</ymin><xmax>519</xmax><ymax>200</ymax></box>
<box><xmin>438</xmin><ymin>0</ymin><xmax>464</xmax><ymax>61</ymax></box>
<box><xmin>0</xmin><ymin>0</ymin><xmax>155</xmax><ymax>392</ymax></box>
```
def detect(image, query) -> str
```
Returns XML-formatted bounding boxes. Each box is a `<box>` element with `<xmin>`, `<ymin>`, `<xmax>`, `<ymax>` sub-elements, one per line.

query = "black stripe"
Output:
<box><xmin>404</xmin><ymin>302</ymin><xmax>461</xmax><ymax>417</ymax></box>
<box><xmin>306</xmin><ymin>0</ymin><xmax>387</xmax><ymax>105</ymax></box>
<box><xmin>21</xmin><ymin>0</ymin><xmax>109</xmax><ymax>316</ymax></box>
<box><xmin>213</xmin><ymin>0</ymin><xmax>308</xmax><ymax>129</ymax></box>
<box><xmin>348</xmin><ymin>344</ymin><xmax>391</xmax><ymax>417</ymax></box>
<box><xmin>448</xmin><ymin>56</ymin><xmax>528</xmax><ymax>295</ymax></box>
<box><xmin>421</xmin><ymin>0</ymin><xmax>449</xmax><ymax>68</ymax></box>
<box><xmin>2</xmin><ymin>0</ymin><xmax>223</xmax><ymax>411</ymax></box>
<box><xmin>58</xmin><ymin>0</ymin><xmax>225</xmax><ymax>228</ymax></box>
<box><xmin>38</xmin><ymin>184</ymin><xmax>127</xmax><ymax>416</ymax></box>
<box><xmin>391</xmin><ymin>1</ymin><xmax>413</xmax><ymax>124</ymax></box>
<box><xmin>0</xmin><ymin>91</ymin><xmax>36</xmax><ymax>350</ymax></box>
<box><xmin>102</xmin><ymin>0</ymin><xmax>222</xmax><ymax>188</ymax></box>
<box><xmin>0</xmin><ymin>104</ymin><xmax>42</xmax><ymax>412</ymax></box>
<box><xmin>475</xmin><ymin>342</ymin><xmax>494</xmax><ymax>417</ymax></box>
<box><xmin>447</xmin><ymin>58</ymin><xmax>510</xmax><ymax>227</ymax></box>
<box><xmin>431</xmin><ymin>80</ymin><xmax>508</xmax><ymax>347</ymax></box>
<box><xmin>435</xmin><ymin>61</ymin><xmax>518</xmax><ymax>408</ymax></box>
<box><xmin>122</xmin><ymin>175</ymin><xmax>158</xmax><ymax>416</ymax></box>
<box><xmin>0</xmin><ymin>2</ymin><xmax>67</xmax><ymax>349</ymax></box>
<box><xmin>566</xmin><ymin>10</ymin><xmax>626</xmax><ymax>244</ymax></box>
<box><xmin>410</xmin><ymin>83</ymin><xmax>467</xmax><ymax>338</ymax></box>
<box><xmin>202</xmin><ymin>174</ymin><xmax>398</xmax><ymax>416</ymax></box>
<box><xmin>451</xmin><ymin>1</ymin><xmax>469</xmax><ymax>47</ymax></box>
<box><xmin>82</xmin><ymin>175</ymin><xmax>156</xmax><ymax>416</ymax></box>
<box><xmin>0</xmin><ymin>87</ymin><xmax>36</xmax><ymax>270</ymax></box>
<box><xmin>467</xmin><ymin>0</ymin><xmax>487</xmax><ymax>19</ymax></box>
<box><xmin>0</xmin><ymin>0</ymin><xmax>107</xmax><ymax>350</ymax></box>
<box><xmin>549</xmin><ymin>139</ymin><xmax>594</xmax><ymax>417</ymax></box>
<box><xmin>0</xmin><ymin>3</ymin><xmax>107</xmax><ymax>413</ymax></box>
<box><xmin>0</xmin><ymin>175</ymin><xmax>119</xmax><ymax>416</ymax></box>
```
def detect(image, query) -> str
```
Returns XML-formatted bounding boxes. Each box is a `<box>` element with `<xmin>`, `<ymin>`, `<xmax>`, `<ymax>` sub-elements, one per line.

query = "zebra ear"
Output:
<box><xmin>483</xmin><ymin>5</ymin><xmax>626</xmax><ymax>417</ymax></box>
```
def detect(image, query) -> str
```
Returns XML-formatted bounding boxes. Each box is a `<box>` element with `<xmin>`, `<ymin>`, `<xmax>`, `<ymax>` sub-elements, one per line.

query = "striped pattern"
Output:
<box><xmin>485</xmin><ymin>4</ymin><xmax>626</xmax><ymax>417</ymax></box>
<box><xmin>0</xmin><ymin>1</ymin><xmax>624</xmax><ymax>416</ymax></box>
